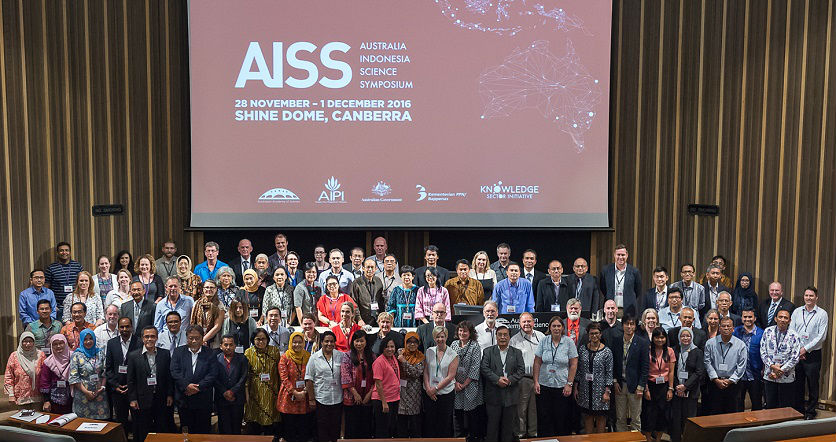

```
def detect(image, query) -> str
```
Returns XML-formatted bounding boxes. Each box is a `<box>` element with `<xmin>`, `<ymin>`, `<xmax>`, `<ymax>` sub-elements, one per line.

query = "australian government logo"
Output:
<box><xmin>480</xmin><ymin>180</ymin><xmax>539</xmax><ymax>199</ymax></box>
<box><xmin>415</xmin><ymin>184</ymin><xmax>467</xmax><ymax>202</ymax></box>
<box><xmin>362</xmin><ymin>181</ymin><xmax>403</xmax><ymax>202</ymax></box>
<box><xmin>317</xmin><ymin>176</ymin><xmax>346</xmax><ymax>203</ymax></box>
<box><xmin>257</xmin><ymin>187</ymin><xmax>300</xmax><ymax>203</ymax></box>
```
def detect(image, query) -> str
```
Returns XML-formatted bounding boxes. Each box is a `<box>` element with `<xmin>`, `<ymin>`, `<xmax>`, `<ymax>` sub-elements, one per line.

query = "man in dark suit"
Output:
<box><xmin>105</xmin><ymin>316</ymin><xmax>140</xmax><ymax>437</ymax></box>
<box><xmin>228</xmin><ymin>238</ymin><xmax>255</xmax><ymax>287</ymax></box>
<box><xmin>598</xmin><ymin>244</ymin><xmax>643</xmax><ymax>318</ymax></box>
<box><xmin>414</xmin><ymin>245</ymin><xmax>450</xmax><ymax>287</ymax></box>
<box><xmin>606</xmin><ymin>314</ymin><xmax>650</xmax><ymax>432</ymax></box>
<box><xmin>520</xmin><ymin>249</ymin><xmax>549</xmax><ymax>295</ymax></box>
<box><xmin>170</xmin><ymin>324</ymin><xmax>218</xmax><ymax>434</ymax></box>
<box><xmin>481</xmin><ymin>325</ymin><xmax>526</xmax><ymax>442</ymax></box>
<box><xmin>121</xmin><ymin>281</ymin><xmax>156</xmax><ymax>332</ymax></box>
<box><xmin>701</xmin><ymin>263</ymin><xmax>731</xmax><ymax>317</ymax></box>
<box><xmin>643</xmin><ymin>266</ymin><xmax>670</xmax><ymax>312</ymax></box>
<box><xmin>668</xmin><ymin>307</ymin><xmax>707</xmax><ymax>350</ymax></box>
<box><xmin>214</xmin><ymin>334</ymin><xmax>249</xmax><ymax>434</ymax></box>
<box><xmin>566</xmin><ymin>257</ymin><xmax>600</xmax><ymax>319</ymax></box>
<box><xmin>758</xmin><ymin>281</ymin><xmax>795</xmax><ymax>329</ymax></box>
<box><xmin>127</xmin><ymin>325</ymin><xmax>174</xmax><ymax>442</ymax></box>
<box><xmin>535</xmin><ymin>260</ymin><xmax>570</xmax><ymax>313</ymax></box>
<box><xmin>714</xmin><ymin>291</ymin><xmax>742</xmax><ymax>327</ymax></box>
<box><xmin>416</xmin><ymin>302</ymin><xmax>456</xmax><ymax>352</ymax></box>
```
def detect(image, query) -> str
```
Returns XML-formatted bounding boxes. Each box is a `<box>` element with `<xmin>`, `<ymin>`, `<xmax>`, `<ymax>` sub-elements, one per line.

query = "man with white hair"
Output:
<box><xmin>476</xmin><ymin>300</ymin><xmax>500</xmax><ymax>349</ymax></box>
<box><xmin>95</xmin><ymin>304</ymin><xmax>121</xmax><ymax>354</ymax></box>
<box><xmin>565</xmin><ymin>298</ymin><xmax>591</xmax><ymax>347</ymax></box>
<box><xmin>509</xmin><ymin>312</ymin><xmax>545</xmax><ymax>438</ymax></box>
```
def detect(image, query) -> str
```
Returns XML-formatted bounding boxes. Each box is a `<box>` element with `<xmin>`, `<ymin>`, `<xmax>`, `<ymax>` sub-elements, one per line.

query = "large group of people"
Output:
<box><xmin>5</xmin><ymin>236</ymin><xmax>829</xmax><ymax>442</ymax></box>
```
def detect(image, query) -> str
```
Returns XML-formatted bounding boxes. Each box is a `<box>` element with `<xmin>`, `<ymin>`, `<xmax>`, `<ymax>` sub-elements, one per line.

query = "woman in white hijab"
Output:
<box><xmin>3</xmin><ymin>331</ymin><xmax>46</xmax><ymax>409</ymax></box>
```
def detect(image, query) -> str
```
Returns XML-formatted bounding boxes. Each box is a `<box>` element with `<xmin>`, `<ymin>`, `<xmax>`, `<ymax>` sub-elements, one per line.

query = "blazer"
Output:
<box><xmin>643</xmin><ymin>288</ymin><xmax>669</xmax><ymax>312</ymax></box>
<box><xmin>700</xmin><ymin>282</ymin><xmax>732</xmax><ymax>317</ymax></box>
<box><xmin>416</xmin><ymin>321</ymin><xmax>456</xmax><ymax>353</ymax></box>
<box><xmin>565</xmin><ymin>273</ymin><xmax>600</xmax><ymax>318</ymax></box>
<box><xmin>668</xmin><ymin>326</ymin><xmax>707</xmax><ymax>351</ymax></box>
<box><xmin>213</xmin><ymin>352</ymin><xmax>249</xmax><ymax>406</ymax></box>
<box><xmin>672</xmin><ymin>346</ymin><xmax>705</xmax><ymax>399</ymax></box>
<box><xmin>480</xmin><ymin>345</ymin><xmax>525</xmax><ymax>407</ymax></box>
<box><xmin>758</xmin><ymin>297</ymin><xmax>795</xmax><ymax>329</ymax></box>
<box><xmin>105</xmin><ymin>334</ymin><xmax>141</xmax><ymax>390</ymax></box>
<box><xmin>521</xmin><ymin>269</ymin><xmax>549</xmax><ymax>295</ymax></box>
<box><xmin>127</xmin><ymin>347</ymin><xmax>173</xmax><ymax>410</ymax></box>
<box><xmin>120</xmin><ymin>300</ymin><xmax>156</xmax><ymax>332</ymax></box>
<box><xmin>170</xmin><ymin>345</ymin><xmax>218</xmax><ymax>409</ymax></box>
<box><xmin>606</xmin><ymin>328</ymin><xmax>650</xmax><ymax>393</ymax></box>
<box><xmin>710</xmin><ymin>312</ymin><xmax>742</xmax><ymax>328</ymax></box>
<box><xmin>568</xmin><ymin>317</ymin><xmax>592</xmax><ymax>348</ymax></box>
<box><xmin>599</xmin><ymin>264</ymin><xmax>643</xmax><ymax>317</ymax></box>
<box><xmin>535</xmin><ymin>278</ymin><xmax>570</xmax><ymax>313</ymax></box>
<box><xmin>228</xmin><ymin>255</ymin><xmax>254</xmax><ymax>287</ymax></box>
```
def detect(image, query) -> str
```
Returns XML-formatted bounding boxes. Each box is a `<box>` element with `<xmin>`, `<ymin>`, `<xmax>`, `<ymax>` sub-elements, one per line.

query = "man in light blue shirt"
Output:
<box><xmin>491</xmin><ymin>262</ymin><xmax>534</xmax><ymax>314</ymax></box>
<box><xmin>19</xmin><ymin>269</ymin><xmax>57</xmax><ymax>328</ymax></box>
<box><xmin>154</xmin><ymin>277</ymin><xmax>195</xmax><ymax>333</ymax></box>
<box><xmin>704</xmin><ymin>316</ymin><xmax>748</xmax><ymax>414</ymax></box>
<box><xmin>194</xmin><ymin>241</ymin><xmax>228</xmax><ymax>282</ymax></box>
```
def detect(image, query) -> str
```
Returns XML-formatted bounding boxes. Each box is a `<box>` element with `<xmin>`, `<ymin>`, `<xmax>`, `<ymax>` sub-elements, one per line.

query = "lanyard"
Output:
<box><xmin>324</xmin><ymin>354</ymin><xmax>335</xmax><ymax>377</ymax></box>
<box><xmin>802</xmin><ymin>309</ymin><xmax>816</xmax><ymax>331</ymax></box>
<box><xmin>435</xmin><ymin>348</ymin><xmax>445</xmax><ymax>378</ymax></box>
<box><xmin>615</xmin><ymin>272</ymin><xmax>625</xmax><ymax>289</ymax></box>
<box><xmin>549</xmin><ymin>338</ymin><xmax>562</xmax><ymax>363</ymax></box>
<box><xmin>269</xmin><ymin>331</ymin><xmax>281</xmax><ymax>347</ymax></box>
<box><xmin>669</xmin><ymin>312</ymin><xmax>680</xmax><ymax>327</ymax></box>
<box><xmin>382</xmin><ymin>275</ymin><xmax>396</xmax><ymax>294</ymax></box>
<box><xmin>161</xmin><ymin>259</ymin><xmax>174</xmax><ymax>276</ymax></box>
<box><xmin>327</xmin><ymin>296</ymin><xmax>341</xmax><ymax>320</ymax></box>
<box><xmin>507</xmin><ymin>282</ymin><xmax>519</xmax><ymax>309</ymax></box>
<box><xmin>719</xmin><ymin>341</ymin><xmax>732</xmax><ymax>363</ymax></box>
<box><xmin>522</xmin><ymin>333</ymin><xmax>540</xmax><ymax>348</ymax></box>
<box><xmin>774</xmin><ymin>330</ymin><xmax>788</xmax><ymax>350</ymax></box>
<box><xmin>654</xmin><ymin>348</ymin><xmax>666</xmax><ymax>372</ymax></box>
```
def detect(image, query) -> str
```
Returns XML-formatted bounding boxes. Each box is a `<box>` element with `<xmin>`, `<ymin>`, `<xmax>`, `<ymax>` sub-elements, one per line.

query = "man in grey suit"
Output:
<box><xmin>598</xmin><ymin>244</ymin><xmax>643</xmax><ymax>318</ymax></box>
<box><xmin>481</xmin><ymin>325</ymin><xmax>525</xmax><ymax>442</ymax></box>
<box><xmin>121</xmin><ymin>281</ymin><xmax>156</xmax><ymax>332</ymax></box>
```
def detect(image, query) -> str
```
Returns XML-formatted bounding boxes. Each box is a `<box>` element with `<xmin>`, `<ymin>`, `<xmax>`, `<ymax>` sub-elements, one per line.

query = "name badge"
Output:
<box><xmin>551</xmin><ymin>304</ymin><xmax>560</xmax><ymax>312</ymax></box>
<box><xmin>147</xmin><ymin>377</ymin><xmax>157</xmax><ymax>386</ymax></box>
<box><xmin>361</xmin><ymin>380</ymin><xmax>367</xmax><ymax>388</ymax></box>
<box><xmin>585</xmin><ymin>373</ymin><xmax>594</xmax><ymax>381</ymax></box>
<box><xmin>235</xmin><ymin>346</ymin><xmax>244</xmax><ymax>354</ymax></box>
<box><xmin>802</xmin><ymin>334</ymin><xmax>809</xmax><ymax>340</ymax></box>
<box><xmin>56</xmin><ymin>380</ymin><xmax>67</xmax><ymax>388</ymax></box>
<box><xmin>548</xmin><ymin>369</ymin><xmax>557</xmax><ymax>374</ymax></box>
<box><xmin>260</xmin><ymin>373</ymin><xmax>270</xmax><ymax>382</ymax></box>
<box><xmin>64</xmin><ymin>285</ymin><xmax>74</xmax><ymax>293</ymax></box>
<box><xmin>118</xmin><ymin>365</ymin><xmax>128</xmax><ymax>374</ymax></box>
<box><xmin>295</xmin><ymin>380</ymin><xmax>305</xmax><ymax>389</ymax></box>
<box><xmin>250</xmin><ymin>309</ymin><xmax>259</xmax><ymax>317</ymax></box>
<box><xmin>678</xmin><ymin>373</ymin><xmax>688</xmax><ymax>381</ymax></box>
<box><xmin>399</xmin><ymin>379</ymin><xmax>408</xmax><ymax>387</ymax></box>
<box><xmin>655</xmin><ymin>376</ymin><xmax>665</xmax><ymax>384</ymax></box>
<box><xmin>718</xmin><ymin>363</ymin><xmax>728</xmax><ymax>371</ymax></box>
<box><xmin>402</xmin><ymin>313</ymin><xmax>413</xmax><ymax>320</ymax></box>
<box><xmin>507</xmin><ymin>305</ymin><xmax>516</xmax><ymax>313</ymax></box>
<box><xmin>89</xmin><ymin>374</ymin><xmax>99</xmax><ymax>382</ymax></box>
<box><xmin>370</xmin><ymin>302</ymin><xmax>379</xmax><ymax>311</ymax></box>
<box><xmin>41</xmin><ymin>347</ymin><xmax>51</xmax><ymax>355</ymax></box>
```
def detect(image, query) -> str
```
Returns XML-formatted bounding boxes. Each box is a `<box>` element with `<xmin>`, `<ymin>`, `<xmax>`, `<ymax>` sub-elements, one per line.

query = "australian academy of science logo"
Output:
<box><xmin>415</xmin><ymin>184</ymin><xmax>466</xmax><ymax>202</ymax></box>
<box><xmin>480</xmin><ymin>180</ymin><xmax>539</xmax><ymax>199</ymax></box>
<box><xmin>362</xmin><ymin>181</ymin><xmax>403</xmax><ymax>202</ymax></box>
<box><xmin>257</xmin><ymin>187</ymin><xmax>300</xmax><ymax>203</ymax></box>
<box><xmin>317</xmin><ymin>176</ymin><xmax>346</xmax><ymax>203</ymax></box>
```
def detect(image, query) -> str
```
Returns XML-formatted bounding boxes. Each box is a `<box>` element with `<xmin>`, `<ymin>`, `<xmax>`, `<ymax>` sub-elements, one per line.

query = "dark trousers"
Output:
<box><xmin>795</xmin><ymin>350</ymin><xmax>821</xmax><ymax>417</ymax></box>
<box><xmin>764</xmin><ymin>381</ymin><xmax>795</xmax><ymax>409</ymax></box>
<box><xmin>282</xmin><ymin>413</ymin><xmax>312</xmax><ymax>442</ymax></box>
<box><xmin>110</xmin><ymin>391</ymin><xmax>132</xmax><ymax>437</ymax></box>
<box><xmin>423</xmin><ymin>392</ymin><xmax>454</xmax><ymax>437</ymax></box>
<box><xmin>247</xmin><ymin>422</ymin><xmax>278</xmax><ymax>436</ymax></box>
<box><xmin>485</xmin><ymin>404</ymin><xmax>517</xmax><ymax>442</ymax></box>
<box><xmin>536</xmin><ymin>385</ymin><xmax>572</xmax><ymax>436</ymax></box>
<box><xmin>670</xmin><ymin>395</ymin><xmax>698</xmax><ymax>442</ymax></box>
<box><xmin>707</xmin><ymin>381</ymin><xmax>741</xmax><ymax>415</ymax></box>
<box><xmin>179</xmin><ymin>407</ymin><xmax>212</xmax><ymax>434</ymax></box>
<box><xmin>344</xmin><ymin>404</ymin><xmax>373</xmax><ymax>439</ymax></box>
<box><xmin>133</xmin><ymin>406</ymin><xmax>169</xmax><ymax>442</ymax></box>
<box><xmin>398</xmin><ymin>413</ymin><xmax>422</xmax><ymax>438</ymax></box>
<box><xmin>315</xmin><ymin>402</ymin><xmax>342</xmax><ymax>442</ymax></box>
<box><xmin>372</xmin><ymin>400</ymin><xmax>399</xmax><ymax>438</ymax></box>
<box><xmin>455</xmin><ymin>405</ymin><xmax>486</xmax><ymax>440</ymax></box>
<box><xmin>738</xmin><ymin>378</ymin><xmax>763</xmax><ymax>411</ymax></box>
<box><xmin>216</xmin><ymin>400</ymin><xmax>244</xmax><ymax>434</ymax></box>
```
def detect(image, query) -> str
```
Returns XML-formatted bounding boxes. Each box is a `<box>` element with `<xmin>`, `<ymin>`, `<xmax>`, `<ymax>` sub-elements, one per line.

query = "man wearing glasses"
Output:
<box><xmin>671</xmin><ymin>264</ymin><xmax>706</xmax><ymax>313</ymax></box>
<box><xmin>416</xmin><ymin>302</ymin><xmax>456</xmax><ymax>352</ymax></box>
<box><xmin>566</xmin><ymin>258</ymin><xmax>599</xmax><ymax>319</ymax></box>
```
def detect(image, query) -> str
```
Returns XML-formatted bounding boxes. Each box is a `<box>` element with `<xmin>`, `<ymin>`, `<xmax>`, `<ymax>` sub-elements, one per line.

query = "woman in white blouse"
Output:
<box><xmin>423</xmin><ymin>326</ymin><xmax>459</xmax><ymax>437</ymax></box>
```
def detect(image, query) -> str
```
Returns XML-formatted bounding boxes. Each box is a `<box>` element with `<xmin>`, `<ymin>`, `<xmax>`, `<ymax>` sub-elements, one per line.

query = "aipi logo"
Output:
<box><xmin>317</xmin><ymin>176</ymin><xmax>346</xmax><ymax>203</ymax></box>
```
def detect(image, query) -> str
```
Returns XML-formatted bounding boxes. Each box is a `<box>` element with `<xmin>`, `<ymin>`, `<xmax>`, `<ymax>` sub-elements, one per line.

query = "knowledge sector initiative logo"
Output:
<box><xmin>317</xmin><ymin>176</ymin><xmax>346</xmax><ymax>203</ymax></box>
<box><xmin>257</xmin><ymin>187</ymin><xmax>300</xmax><ymax>203</ymax></box>
<box><xmin>480</xmin><ymin>180</ymin><xmax>540</xmax><ymax>199</ymax></box>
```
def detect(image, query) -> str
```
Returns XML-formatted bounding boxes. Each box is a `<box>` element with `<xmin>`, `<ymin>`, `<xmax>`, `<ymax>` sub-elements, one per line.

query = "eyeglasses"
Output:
<box><xmin>432</xmin><ymin>310</ymin><xmax>446</xmax><ymax>314</ymax></box>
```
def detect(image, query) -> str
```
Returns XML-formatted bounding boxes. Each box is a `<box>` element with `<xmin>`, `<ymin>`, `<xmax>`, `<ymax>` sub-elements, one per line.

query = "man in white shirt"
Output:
<box><xmin>476</xmin><ymin>300</ymin><xmax>500</xmax><ymax>350</ymax></box>
<box><xmin>789</xmin><ymin>286</ymin><xmax>828</xmax><ymax>419</ymax></box>
<box><xmin>261</xmin><ymin>307</ymin><xmax>290</xmax><ymax>353</ymax></box>
<box><xmin>157</xmin><ymin>311</ymin><xmax>187</xmax><ymax>352</ymax></box>
<box><xmin>375</xmin><ymin>253</ymin><xmax>402</xmax><ymax>302</ymax></box>
<box><xmin>317</xmin><ymin>249</ymin><xmax>354</xmax><ymax>294</ymax></box>
<box><xmin>659</xmin><ymin>288</ymin><xmax>701</xmax><ymax>331</ymax></box>
<box><xmin>509</xmin><ymin>312</ymin><xmax>545</xmax><ymax>438</ymax></box>
<box><xmin>371</xmin><ymin>236</ymin><xmax>398</xmax><ymax>273</ymax></box>
<box><xmin>95</xmin><ymin>304</ymin><xmax>120</xmax><ymax>354</ymax></box>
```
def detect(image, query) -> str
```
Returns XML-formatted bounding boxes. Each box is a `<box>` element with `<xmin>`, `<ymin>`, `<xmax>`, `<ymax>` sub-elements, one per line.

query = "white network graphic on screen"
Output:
<box><xmin>434</xmin><ymin>0</ymin><xmax>591</xmax><ymax>36</ymax></box>
<box><xmin>478</xmin><ymin>40</ymin><xmax>601</xmax><ymax>152</ymax></box>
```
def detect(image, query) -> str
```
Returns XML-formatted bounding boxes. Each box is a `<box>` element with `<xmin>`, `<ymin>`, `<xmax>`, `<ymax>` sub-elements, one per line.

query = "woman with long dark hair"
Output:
<box><xmin>373</xmin><ymin>335</ymin><xmax>402</xmax><ymax>438</ymax></box>
<box><xmin>341</xmin><ymin>330</ymin><xmax>374</xmax><ymax>439</ymax></box>
<box><xmin>641</xmin><ymin>327</ymin><xmax>676</xmax><ymax>442</ymax></box>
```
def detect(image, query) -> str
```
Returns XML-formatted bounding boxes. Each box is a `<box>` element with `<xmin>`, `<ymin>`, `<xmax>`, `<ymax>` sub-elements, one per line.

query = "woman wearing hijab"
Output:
<box><xmin>4</xmin><ymin>331</ymin><xmax>46</xmax><ymax>409</ymax></box>
<box><xmin>240</xmin><ymin>269</ymin><xmax>267</xmax><ymax>324</ymax></box>
<box><xmin>670</xmin><ymin>327</ymin><xmax>705</xmax><ymax>442</ymax></box>
<box><xmin>278</xmin><ymin>331</ymin><xmax>313</xmax><ymax>442</ymax></box>
<box><xmin>39</xmin><ymin>334</ymin><xmax>73</xmax><ymax>414</ymax></box>
<box><xmin>397</xmin><ymin>331</ymin><xmax>425</xmax><ymax>437</ymax></box>
<box><xmin>731</xmin><ymin>273</ymin><xmax>758</xmax><ymax>316</ymax></box>
<box><xmin>176</xmin><ymin>255</ymin><xmax>204</xmax><ymax>300</ymax></box>
<box><xmin>192</xmin><ymin>279</ymin><xmax>225</xmax><ymax>349</ymax></box>
<box><xmin>68</xmin><ymin>329</ymin><xmax>109</xmax><ymax>419</ymax></box>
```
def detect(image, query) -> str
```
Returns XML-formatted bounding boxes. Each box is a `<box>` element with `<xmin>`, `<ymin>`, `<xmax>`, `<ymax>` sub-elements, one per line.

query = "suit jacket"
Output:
<box><xmin>170</xmin><ymin>345</ymin><xmax>218</xmax><ymax>409</ymax></box>
<box><xmin>521</xmin><ymin>269</ymin><xmax>549</xmax><ymax>296</ymax></box>
<box><xmin>565</xmin><ymin>273</ymin><xmax>600</xmax><ymax>318</ymax></box>
<box><xmin>758</xmin><ymin>297</ymin><xmax>795</xmax><ymax>329</ymax></box>
<box><xmin>120</xmin><ymin>300</ymin><xmax>156</xmax><ymax>332</ymax></box>
<box><xmin>668</xmin><ymin>326</ymin><xmax>707</xmax><ymax>351</ymax></box>
<box><xmin>711</xmin><ymin>312</ymin><xmax>742</xmax><ymax>328</ymax></box>
<box><xmin>535</xmin><ymin>277</ymin><xmax>570</xmax><ymax>313</ymax></box>
<box><xmin>568</xmin><ymin>317</ymin><xmax>591</xmax><ymax>348</ymax></box>
<box><xmin>480</xmin><ymin>345</ymin><xmax>525</xmax><ymax>407</ymax></box>
<box><xmin>105</xmin><ymin>334</ymin><xmax>140</xmax><ymax>390</ymax></box>
<box><xmin>700</xmin><ymin>282</ymin><xmax>732</xmax><ymax>317</ymax></box>
<box><xmin>416</xmin><ymin>321</ymin><xmax>456</xmax><ymax>353</ymax></box>
<box><xmin>414</xmin><ymin>265</ymin><xmax>450</xmax><ymax>288</ymax></box>
<box><xmin>599</xmin><ymin>264</ymin><xmax>643</xmax><ymax>317</ymax></box>
<box><xmin>213</xmin><ymin>352</ymin><xmax>249</xmax><ymax>406</ymax></box>
<box><xmin>672</xmin><ymin>346</ymin><xmax>705</xmax><ymax>398</ymax></box>
<box><xmin>606</xmin><ymin>328</ymin><xmax>650</xmax><ymax>393</ymax></box>
<box><xmin>228</xmin><ymin>255</ymin><xmax>255</xmax><ymax>287</ymax></box>
<box><xmin>643</xmin><ymin>288</ymin><xmax>669</xmax><ymax>312</ymax></box>
<box><xmin>127</xmin><ymin>347</ymin><xmax>173</xmax><ymax>410</ymax></box>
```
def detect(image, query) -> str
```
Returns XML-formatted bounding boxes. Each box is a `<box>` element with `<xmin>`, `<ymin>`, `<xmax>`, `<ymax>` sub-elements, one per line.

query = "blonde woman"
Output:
<box><xmin>62</xmin><ymin>272</ymin><xmax>104</xmax><ymax>326</ymax></box>
<box><xmin>469</xmin><ymin>251</ymin><xmax>497</xmax><ymax>299</ymax></box>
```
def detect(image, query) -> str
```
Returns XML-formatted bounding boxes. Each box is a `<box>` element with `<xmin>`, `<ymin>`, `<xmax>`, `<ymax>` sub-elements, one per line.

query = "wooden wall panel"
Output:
<box><xmin>0</xmin><ymin>0</ymin><xmax>833</xmax><ymax>403</ymax></box>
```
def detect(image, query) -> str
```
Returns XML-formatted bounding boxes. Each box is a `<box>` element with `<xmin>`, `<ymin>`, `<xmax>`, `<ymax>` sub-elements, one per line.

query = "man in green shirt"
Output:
<box><xmin>25</xmin><ymin>299</ymin><xmax>63</xmax><ymax>352</ymax></box>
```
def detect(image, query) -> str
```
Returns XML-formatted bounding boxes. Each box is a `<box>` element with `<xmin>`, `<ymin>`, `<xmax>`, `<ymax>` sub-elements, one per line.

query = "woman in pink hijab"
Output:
<box><xmin>38</xmin><ymin>334</ymin><xmax>73</xmax><ymax>414</ymax></box>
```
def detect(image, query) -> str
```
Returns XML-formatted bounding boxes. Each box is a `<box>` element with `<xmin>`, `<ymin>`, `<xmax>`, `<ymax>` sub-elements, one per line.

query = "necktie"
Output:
<box><xmin>768</xmin><ymin>302</ymin><xmax>778</xmax><ymax>324</ymax></box>
<box><xmin>243</xmin><ymin>260</ymin><xmax>249</xmax><ymax>270</ymax></box>
<box><xmin>527</xmin><ymin>273</ymin><xmax>533</xmax><ymax>282</ymax></box>
<box><xmin>171</xmin><ymin>334</ymin><xmax>177</xmax><ymax>350</ymax></box>
<box><xmin>576</xmin><ymin>279</ymin><xmax>582</xmax><ymax>296</ymax></box>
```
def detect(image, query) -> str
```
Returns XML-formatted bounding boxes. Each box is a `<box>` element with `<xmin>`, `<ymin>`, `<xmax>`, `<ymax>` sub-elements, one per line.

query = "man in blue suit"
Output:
<box><xmin>599</xmin><ymin>244</ymin><xmax>643</xmax><ymax>318</ymax></box>
<box><xmin>170</xmin><ymin>324</ymin><xmax>218</xmax><ymax>434</ymax></box>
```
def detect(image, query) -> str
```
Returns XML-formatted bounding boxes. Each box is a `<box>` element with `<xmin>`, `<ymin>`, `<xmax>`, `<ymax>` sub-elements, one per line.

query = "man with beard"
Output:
<box><xmin>733</xmin><ymin>307</ymin><xmax>764</xmax><ymax>411</ymax></box>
